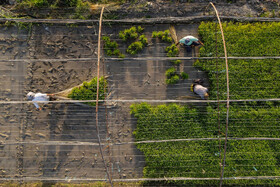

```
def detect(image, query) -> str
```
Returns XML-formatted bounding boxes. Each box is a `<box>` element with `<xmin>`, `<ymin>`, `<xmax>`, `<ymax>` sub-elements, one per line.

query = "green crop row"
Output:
<box><xmin>118</xmin><ymin>26</ymin><xmax>148</xmax><ymax>55</ymax></box>
<box><xmin>196</xmin><ymin>22</ymin><xmax>280</xmax><ymax>186</ymax></box>
<box><xmin>119</xmin><ymin>26</ymin><xmax>144</xmax><ymax>42</ymax></box>
<box><xmin>131</xmin><ymin>102</ymin><xmax>280</xmax><ymax>185</ymax></box>
<box><xmin>152</xmin><ymin>30</ymin><xmax>173</xmax><ymax>43</ymax></box>
<box><xmin>16</xmin><ymin>0</ymin><xmax>91</xmax><ymax>19</ymax></box>
<box><xmin>126</xmin><ymin>35</ymin><xmax>148</xmax><ymax>55</ymax></box>
<box><xmin>102</xmin><ymin>36</ymin><xmax>125</xmax><ymax>58</ymax></box>
<box><xmin>68</xmin><ymin>77</ymin><xmax>107</xmax><ymax>106</ymax></box>
<box><xmin>195</xmin><ymin>22</ymin><xmax>280</xmax><ymax>100</ymax></box>
<box><xmin>17</xmin><ymin>0</ymin><xmax>85</xmax><ymax>8</ymax></box>
<box><xmin>165</xmin><ymin>44</ymin><xmax>179</xmax><ymax>57</ymax></box>
<box><xmin>165</xmin><ymin>67</ymin><xmax>188</xmax><ymax>84</ymax></box>
<box><xmin>102</xmin><ymin>26</ymin><xmax>147</xmax><ymax>57</ymax></box>
<box><xmin>151</xmin><ymin>31</ymin><xmax>189</xmax><ymax>85</ymax></box>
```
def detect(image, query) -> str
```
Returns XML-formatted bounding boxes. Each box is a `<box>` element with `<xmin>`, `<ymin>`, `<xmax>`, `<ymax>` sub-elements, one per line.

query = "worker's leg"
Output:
<box><xmin>185</xmin><ymin>45</ymin><xmax>192</xmax><ymax>52</ymax></box>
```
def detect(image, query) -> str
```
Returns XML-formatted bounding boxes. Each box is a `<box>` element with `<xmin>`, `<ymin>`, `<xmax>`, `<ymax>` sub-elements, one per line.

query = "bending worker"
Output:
<box><xmin>176</xmin><ymin>35</ymin><xmax>204</xmax><ymax>52</ymax></box>
<box><xmin>191</xmin><ymin>79</ymin><xmax>209</xmax><ymax>100</ymax></box>
<box><xmin>27</xmin><ymin>92</ymin><xmax>54</xmax><ymax>110</ymax></box>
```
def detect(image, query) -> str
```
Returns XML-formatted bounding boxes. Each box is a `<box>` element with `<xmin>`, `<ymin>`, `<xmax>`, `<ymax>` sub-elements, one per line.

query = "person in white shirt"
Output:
<box><xmin>190</xmin><ymin>79</ymin><xmax>209</xmax><ymax>99</ymax></box>
<box><xmin>27</xmin><ymin>92</ymin><xmax>54</xmax><ymax>110</ymax></box>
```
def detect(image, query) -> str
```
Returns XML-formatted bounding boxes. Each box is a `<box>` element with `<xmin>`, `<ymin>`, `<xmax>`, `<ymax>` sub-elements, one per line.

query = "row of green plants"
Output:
<box><xmin>152</xmin><ymin>30</ymin><xmax>173</xmax><ymax>43</ymax></box>
<box><xmin>131</xmin><ymin>22</ymin><xmax>280</xmax><ymax>185</ymax></box>
<box><xmin>196</xmin><ymin>21</ymin><xmax>280</xmax><ymax>100</ymax></box>
<box><xmin>103</xmin><ymin>27</ymin><xmax>189</xmax><ymax>87</ymax></box>
<box><xmin>17</xmin><ymin>0</ymin><xmax>87</xmax><ymax>8</ymax></box>
<box><xmin>164</xmin><ymin>42</ymin><xmax>183</xmax><ymax>84</ymax></box>
<box><xmin>103</xmin><ymin>26</ymin><xmax>147</xmax><ymax>56</ymax></box>
<box><xmin>102</xmin><ymin>36</ymin><xmax>125</xmax><ymax>58</ymax></box>
<box><xmin>165</xmin><ymin>67</ymin><xmax>188</xmax><ymax>84</ymax></box>
<box><xmin>164</xmin><ymin>45</ymin><xmax>188</xmax><ymax>84</ymax></box>
<box><xmin>196</xmin><ymin>23</ymin><xmax>280</xmax><ymax>185</ymax></box>
<box><xmin>121</xmin><ymin>26</ymin><xmax>147</xmax><ymax>55</ymax></box>
<box><xmin>103</xmin><ymin>27</ymin><xmax>189</xmax><ymax>84</ymax></box>
<box><xmin>131</xmin><ymin>102</ymin><xmax>280</xmax><ymax>185</ymax></box>
<box><xmin>68</xmin><ymin>76</ymin><xmax>107</xmax><ymax>106</ymax></box>
<box><xmin>152</xmin><ymin>29</ymin><xmax>189</xmax><ymax>85</ymax></box>
<box><xmin>16</xmin><ymin>0</ymin><xmax>91</xmax><ymax>19</ymax></box>
<box><xmin>119</xmin><ymin>26</ymin><xmax>144</xmax><ymax>42</ymax></box>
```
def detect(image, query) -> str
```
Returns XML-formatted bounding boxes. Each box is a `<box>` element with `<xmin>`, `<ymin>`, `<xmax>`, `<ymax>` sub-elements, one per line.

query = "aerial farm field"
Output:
<box><xmin>0</xmin><ymin>0</ymin><xmax>280</xmax><ymax>186</ymax></box>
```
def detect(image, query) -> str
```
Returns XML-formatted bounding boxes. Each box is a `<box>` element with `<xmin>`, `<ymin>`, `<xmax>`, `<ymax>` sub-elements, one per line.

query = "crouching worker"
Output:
<box><xmin>190</xmin><ymin>79</ymin><xmax>209</xmax><ymax>99</ymax></box>
<box><xmin>176</xmin><ymin>35</ymin><xmax>204</xmax><ymax>52</ymax></box>
<box><xmin>27</xmin><ymin>92</ymin><xmax>54</xmax><ymax>110</ymax></box>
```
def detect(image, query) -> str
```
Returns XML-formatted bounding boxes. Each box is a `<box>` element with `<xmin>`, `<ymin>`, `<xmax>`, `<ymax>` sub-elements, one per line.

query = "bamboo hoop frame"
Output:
<box><xmin>208</xmin><ymin>2</ymin><xmax>230</xmax><ymax>187</ymax></box>
<box><xmin>95</xmin><ymin>7</ymin><xmax>113</xmax><ymax>187</ymax></box>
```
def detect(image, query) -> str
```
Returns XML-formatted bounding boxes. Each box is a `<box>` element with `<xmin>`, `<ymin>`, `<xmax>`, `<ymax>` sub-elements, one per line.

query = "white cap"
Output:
<box><xmin>27</xmin><ymin>92</ymin><xmax>35</xmax><ymax>100</ymax></box>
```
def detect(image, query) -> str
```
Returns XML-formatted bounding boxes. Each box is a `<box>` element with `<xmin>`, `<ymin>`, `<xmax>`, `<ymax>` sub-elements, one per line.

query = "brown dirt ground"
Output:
<box><xmin>4</xmin><ymin>0</ymin><xmax>280</xmax><ymax>19</ymax></box>
<box><xmin>0</xmin><ymin>23</ymin><xmax>208</xmax><ymax>182</ymax></box>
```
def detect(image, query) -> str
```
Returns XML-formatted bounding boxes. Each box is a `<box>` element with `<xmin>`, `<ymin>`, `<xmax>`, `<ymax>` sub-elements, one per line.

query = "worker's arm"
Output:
<box><xmin>198</xmin><ymin>40</ymin><xmax>204</xmax><ymax>46</ymax></box>
<box><xmin>33</xmin><ymin>102</ymin><xmax>41</xmax><ymax>110</ymax></box>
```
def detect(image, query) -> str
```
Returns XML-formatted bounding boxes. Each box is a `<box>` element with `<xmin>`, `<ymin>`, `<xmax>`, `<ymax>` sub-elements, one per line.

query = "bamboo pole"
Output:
<box><xmin>95</xmin><ymin>6</ymin><xmax>113</xmax><ymax>187</ymax></box>
<box><xmin>209</xmin><ymin>2</ymin><xmax>230</xmax><ymax>187</ymax></box>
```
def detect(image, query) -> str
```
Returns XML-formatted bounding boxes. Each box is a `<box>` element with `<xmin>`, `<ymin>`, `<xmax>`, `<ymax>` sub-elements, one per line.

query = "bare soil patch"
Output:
<box><xmin>0</xmin><ymin>23</ymin><xmax>208</xmax><ymax>181</ymax></box>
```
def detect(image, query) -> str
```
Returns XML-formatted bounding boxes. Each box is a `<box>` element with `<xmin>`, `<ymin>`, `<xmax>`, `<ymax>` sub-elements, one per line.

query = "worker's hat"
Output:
<box><xmin>27</xmin><ymin>92</ymin><xmax>35</xmax><ymax>100</ymax></box>
<box><xmin>204</xmin><ymin>92</ymin><xmax>209</xmax><ymax>99</ymax></box>
<box><xmin>190</xmin><ymin>84</ymin><xmax>194</xmax><ymax>92</ymax></box>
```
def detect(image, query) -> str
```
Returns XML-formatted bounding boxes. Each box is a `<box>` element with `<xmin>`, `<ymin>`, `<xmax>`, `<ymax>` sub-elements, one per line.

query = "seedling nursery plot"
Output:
<box><xmin>0</xmin><ymin>17</ymin><xmax>280</xmax><ymax>186</ymax></box>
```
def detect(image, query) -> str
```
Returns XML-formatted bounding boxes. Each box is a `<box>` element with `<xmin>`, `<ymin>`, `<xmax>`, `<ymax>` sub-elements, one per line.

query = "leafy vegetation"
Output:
<box><xmin>127</xmin><ymin>41</ymin><xmax>144</xmax><ymax>55</ymax></box>
<box><xmin>103</xmin><ymin>26</ymin><xmax>147</xmax><ymax>56</ymax></box>
<box><xmin>102</xmin><ymin>36</ymin><xmax>125</xmax><ymax>58</ymax></box>
<box><xmin>171</xmin><ymin>59</ymin><xmax>181</xmax><ymax>65</ymax></box>
<box><xmin>165</xmin><ymin>67</ymin><xmax>176</xmax><ymax>78</ymax></box>
<box><xmin>68</xmin><ymin>77</ymin><xmax>107</xmax><ymax>106</ymax></box>
<box><xmin>164</xmin><ymin>41</ymin><xmax>188</xmax><ymax>85</ymax></box>
<box><xmin>152</xmin><ymin>29</ymin><xmax>188</xmax><ymax>85</ymax></box>
<box><xmin>132</xmin><ymin>22</ymin><xmax>280</xmax><ymax>185</ymax></box>
<box><xmin>120</xmin><ymin>26</ymin><xmax>147</xmax><ymax>55</ymax></box>
<box><xmin>195</xmin><ymin>21</ymin><xmax>280</xmax><ymax>185</ymax></box>
<box><xmin>17</xmin><ymin>0</ymin><xmax>88</xmax><ymax>8</ymax></box>
<box><xmin>196</xmin><ymin>21</ymin><xmax>280</xmax><ymax>100</ymax></box>
<box><xmin>131</xmin><ymin>102</ymin><xmax>280</xmax><ymax>185</ymax></box>
<box><xmin>130</xmin><ymin>103</ymin><xmax>219</xmax><ymax>184</ymax></box>
<box><xmin>16</xmin><ymin>0</ymin><xmax>91</xmax><ymax>19</ymax></box>
<box><xmin>136</xmin><ymin>25</ymin><xmax>144</xmax><ymax>33</ymax></box>
<box><xmin>139</xmin><ymin>34</ymin><xmax>148</xmax><ymax>45</ymax></box>
<box><xmin>0</xmin><ymin>181</ymin><xmax>141</xmax><ymax>187</ymax></box>
<box><xmin>165</xmin><ymin>67</ymin><xmax>188</xmax><ymax>84</ymax></box>
<box><xmin>119</xmin><ymin>26</ymin><xmax>139</xmax><ymax>42</ymax></box>
<box><xmin>165</xmin><ymin>67</ymin><xmax>178</xmax><ymax>84</ymax></box>
<box><xmin>180</xmin><ymin>72</ymin><xmax>189</xmax><ymax>80</ymax></box>
<box><xmin>165</xmin><ymin>44</ymin><xmax>179</xmax><ymax>57</ymax></box>
<box><xmin>165</xmin><ymin>74</ymin><xmax>180</xmax><ymax>84</ymax></box>
<box><xmin>152</xmin><ymin>30</ymin><xmax>173</xmax><ymax>43</ymax></box>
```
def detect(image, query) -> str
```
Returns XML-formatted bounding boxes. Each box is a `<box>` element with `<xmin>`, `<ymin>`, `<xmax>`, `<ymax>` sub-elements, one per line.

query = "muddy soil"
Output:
<box><xmin>0</xmin><ymin>23</ymin><xmax>208</xmax><ymax>181</ymax></box>
<box><xmin>3</xmin><ymin>0</ymin><xmax>279</xmax><ymax>19</ymax></box>
<box><xmin>104</xmin><ymin>0</ymin><xmax>279</xmax><ymax>19</ymax></box>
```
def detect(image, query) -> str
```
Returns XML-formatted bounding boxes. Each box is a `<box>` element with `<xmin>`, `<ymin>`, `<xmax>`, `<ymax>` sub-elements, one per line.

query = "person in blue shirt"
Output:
<box><xmin>176</xmin><ymin>35</ymin><xmax>204</xmax><ymax>52</ymax></box>
<box><xmin>27</xmin><ymin>92</ymin><xmax>54</xmax><ymax>110</ymax></box>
